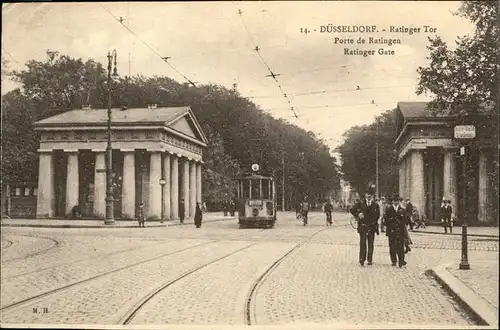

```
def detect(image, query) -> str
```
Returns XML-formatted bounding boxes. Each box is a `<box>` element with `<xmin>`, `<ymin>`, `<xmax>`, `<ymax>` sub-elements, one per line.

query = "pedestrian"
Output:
<box><xmin>350</xmin><ymin>186</ymin><xmax>380</xmax><ymax>266</ymax></box>
<box><xmin>230</xmin><ymin>200</ymin><xmax>236</xmax><ymax>216</ymax></box>
<box><xmin>138</xmin><ymin>202</ymin><xmax>145</xmax><ymax>228</ymax></box>
<box><xmin>385</xmin><ymin>195</ymin><xmax>407</xmax><ymax>268</ymax></box>
<box><xmin>194</xmin><ymin>202</ymin><xmax>203</xmax><ymax>228</ymax></box>
<box><xmin>379</xmin><ymin>196</ymin><xmax>387</xmax><ymax>232</ymax></box>
<box><xmin>179</xmin><ymin>198</ymin><xmax>185</xmax><ymax>224</ymax></box>
<box><xmin>402</xmin><ymin>198</ymin><xmax>412</xmax><ymax>253</ymax></box>
<box><xmin>300</xmin><ymin>197</ymin><xmax>310</xmax><ymax>225</ymax></box>
<box><xmin>324</xmin><ymin>199</ymin><xmax>333</xmax><ymax>226</ymax></box>
<box><xmin>442</xmin><ymin>199</ymin><xmax>453</xmax><ymax>233</ymax></box>
<box><xmin>405</xmin><ymin>198</ymin><xmax>414</xmax><ymax>231</ymax></box>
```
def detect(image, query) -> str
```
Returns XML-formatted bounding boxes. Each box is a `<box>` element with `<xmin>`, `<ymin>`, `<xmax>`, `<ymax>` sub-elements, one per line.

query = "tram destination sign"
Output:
<box><xmin>454</xmin><ymin>125</ymin><xmax>476</xmax><ymax>139</ymax></box>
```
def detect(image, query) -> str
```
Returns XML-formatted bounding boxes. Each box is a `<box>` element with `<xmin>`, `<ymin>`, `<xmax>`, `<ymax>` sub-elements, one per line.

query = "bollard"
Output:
<box><xmin>459</xmin><ymin>223</ymin><xmax>470</xmax><ymax>270</ymax></box>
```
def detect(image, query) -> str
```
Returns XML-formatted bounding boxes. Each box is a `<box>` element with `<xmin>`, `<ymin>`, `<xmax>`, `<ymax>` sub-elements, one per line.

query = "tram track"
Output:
<box><xmin>1</xmin><ymin>233</ymin><xmax>61</xmax><ymax>263</ymax></box>
<box><xmin>244</xmin><ymin>223</ymin><xmax>342</xmax><ymax>325</ymax></box>
<box><xmin>0</xmin><ymin>240</ymin><xmax>219</xmax><ymax>312</ymax></box>
<box><xmin>1</xmin><ymin>239</ymin><xmax>176</xmax><ymax>280</ymax></box>
<box><xmin>1</xmin><ymin>239</ymin><xmax>14</xmax><ymax>250</ymax></box>
<box><xmin>119</xmin><ymin>242</ymin><xmax>259</xmax><ymax>325</ymax></box>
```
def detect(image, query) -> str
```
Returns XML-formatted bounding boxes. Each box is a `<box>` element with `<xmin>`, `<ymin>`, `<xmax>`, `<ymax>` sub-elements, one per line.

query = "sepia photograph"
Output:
<box><xmin>1</xmin><ymin>1</ymin><xmax>498</xmax><ymax>329</ymax></box>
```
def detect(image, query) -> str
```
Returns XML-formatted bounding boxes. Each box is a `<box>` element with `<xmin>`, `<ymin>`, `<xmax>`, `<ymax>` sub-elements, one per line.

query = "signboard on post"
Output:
<box><xmin>454</xmin><ymin>125</ymin><xmax>476</xmax><ymax>139</ymax></box>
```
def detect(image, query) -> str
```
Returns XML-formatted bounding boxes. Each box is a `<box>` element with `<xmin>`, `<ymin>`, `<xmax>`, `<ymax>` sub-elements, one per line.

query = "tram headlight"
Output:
<box><xmin>252</xmin><ymin>208</ymin><xmax>259</xmax><ymax>217</ymax></box>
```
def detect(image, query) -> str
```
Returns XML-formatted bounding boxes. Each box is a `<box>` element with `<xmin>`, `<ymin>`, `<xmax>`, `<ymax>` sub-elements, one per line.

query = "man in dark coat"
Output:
<box><xmin>350</xmin><ymin>186</ymin><xmax>380</xmax><ymax>266</ymax></box>
<box><xmin>179</xmin><ymin>198</ymin><xmax>185</xmax><ymax>224</ymax></box>
<box><xmin>324</xmin><ymin>199</ymin><xmax>333</xmax><ymax>226</ymax></box>
<box><xmin>194</xmin><ymin>202</ymin><xmax>203</xmax><ymax>228</ymax></box>
<box><xmin>385</xmin><ymin>195</ymin><xmax>407</xmax><ymax>268</ymax></box>
<box><xmin>442</xmin><ymin>199</ymin><xmax>453</xmax><ymax>233</ymax></box>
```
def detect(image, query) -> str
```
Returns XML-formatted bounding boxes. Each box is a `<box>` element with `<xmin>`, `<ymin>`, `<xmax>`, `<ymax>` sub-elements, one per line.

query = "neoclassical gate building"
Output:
<box><xmin>395</xmin><ymin>102</ymin><xmax>498</xmax><ymax>225</ymax></box>
<box><xmin>33</xmin><ymin>105</ymin><xmax>207</xmax><ymax>220</ymax></box>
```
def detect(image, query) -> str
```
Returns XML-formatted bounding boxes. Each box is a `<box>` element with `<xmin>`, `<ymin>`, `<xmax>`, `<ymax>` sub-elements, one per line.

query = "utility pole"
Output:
<box><xmin>376</xmin><ymin>118</ymin><xmax>380</xmax><ymax>199</ymax></box>
<box><xmin>282</xmin><ymin>148</ymin><xmax>285</xmax><ymax>211</ymax></box>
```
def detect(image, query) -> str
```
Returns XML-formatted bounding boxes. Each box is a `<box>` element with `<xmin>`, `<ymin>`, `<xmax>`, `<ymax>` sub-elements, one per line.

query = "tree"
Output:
<box><xmin>337</xmin><ymin>109</ymin><xmax>399</xmax><ymax>197</ymax></box>
<box><xmin>1</xmin><ymin>56</ymin><xmax>10</xmax><ymax>81</ymax></box>
<box><xmin>1</xmin><ymin>89</ymin><xmax>39</xmax><ymax>182</ymax></box>
<box><xmin>12</xmin><ymin>50</ymin><xmax>108</xmax><ymax>115</ymax></box>
<box><xmin>3</xmin><ymin>51</ymin><xmax>341</xmax><ymax>208</ymax></box>
<box><xmin>416</xmin><ymin>1</ymin><xmax>499</xmax><ymax>116</ymax></box>
<box><xmin>417</xmin><ymin>1</ymin><xmax>498</xmax><ymax>224</ymax></box>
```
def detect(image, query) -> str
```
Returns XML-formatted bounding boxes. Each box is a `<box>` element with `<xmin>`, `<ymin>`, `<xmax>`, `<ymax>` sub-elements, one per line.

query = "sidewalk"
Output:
<box><xmin>413</xmin><ymin>225</ymin><xmax>499</xmax><ymax>238</ymax></box>
<box><xmin>0</xmin><ymin>212</ymin><xmax>237</xmax><ymax>229</ymax></box>
<box><xmin>428</xmin><ymin>261</ymin><xmax>499</xmax><ymax>327</ymax></box>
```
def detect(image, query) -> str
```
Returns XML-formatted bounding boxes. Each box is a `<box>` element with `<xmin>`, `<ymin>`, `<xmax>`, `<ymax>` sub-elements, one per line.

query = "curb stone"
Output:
<box><xmin>427</xmin><ymin>263</ymin><xmax>498</xmax><ymax>327</ymax></box>
<box><xmin>0</xmin><ymin>217</ymin><xmax>237</xmax><ymax>229</ymax></box>
<box><xmin>412</xmin><ymin>230</ymin><xmax>499</xmax><ymax>239</ymax></box>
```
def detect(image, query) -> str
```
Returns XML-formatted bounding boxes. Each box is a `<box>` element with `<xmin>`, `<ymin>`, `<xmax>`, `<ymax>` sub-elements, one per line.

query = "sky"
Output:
<box><xmin>1</xmin><ymin>1</ymin><xmax>474</xmax><ymax>156</ymax></box>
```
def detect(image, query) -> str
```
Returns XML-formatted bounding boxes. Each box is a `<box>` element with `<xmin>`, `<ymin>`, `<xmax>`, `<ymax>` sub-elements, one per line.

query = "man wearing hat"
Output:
<box><xmin>350</xmin><ymin>185</ymin><xmax>380</xmax><ymax>266</ymax></box>
<box><xmin>384</xmin><ymin>194</ymin><xmax>407</xmax><ymax>267</ymax></box>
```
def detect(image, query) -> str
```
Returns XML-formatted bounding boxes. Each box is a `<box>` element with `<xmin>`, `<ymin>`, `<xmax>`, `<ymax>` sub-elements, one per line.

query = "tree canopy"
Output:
<box><xmin>416</xmin><ymin>1</ymin><xmax>499</xmax><ymax>116</ymax></box>
<box><xmin>336</xmin><ymin>109</ymin><xmax>399</xmax><ymax>197</ymax></box>
<box><xmin>2</xmin><ymin>50</ymin><xmax>341</xmax><ymax>209</ymax></box>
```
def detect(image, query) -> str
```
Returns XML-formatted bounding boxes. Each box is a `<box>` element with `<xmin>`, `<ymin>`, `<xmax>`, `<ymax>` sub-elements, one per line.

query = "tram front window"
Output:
<box><xmin>262</xmin><ymin>179</ymin><xmax>270</xmax><ymax>199</ymax></box>
<box><xmin>250</xmin><ymin>179</ymin><xmax>260</xmax><ymax>199</ymax></box>
<box><xmin>242</xmin><ymin>180</ymin><xmax>250</xmax><ymax>199</ymax></box>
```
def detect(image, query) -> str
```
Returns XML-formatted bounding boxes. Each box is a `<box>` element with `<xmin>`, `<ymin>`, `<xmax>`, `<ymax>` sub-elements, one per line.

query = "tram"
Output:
<box><xmin>236</xmin><ymin>171</ymin><xmax>277</xmax><ymax>228</ymax></box>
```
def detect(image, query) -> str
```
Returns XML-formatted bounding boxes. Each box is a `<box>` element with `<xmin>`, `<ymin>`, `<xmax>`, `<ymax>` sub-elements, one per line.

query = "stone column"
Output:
<box><xmin>65</xmin><ymin>150</ymin><xmax>79</xmax><ymax>215</ymax></box>
<box><xmin>196</xmin><ymin>162</ymin><xmax>202</xmax><ymax>205</ymax></box>
<box><xmin>36</xmin><ymin>150</ymin><xmax>55</xmax><ymax>218</ymax></box>
<box><xmin>148</xmin><ymin>151</ymin><xmax>162</xmax><ymax>219</ymax></box>
<box><xmin>93</xmin><ymin>150</ymin><xmax>106</xmax><ymax>218</ymax></box>
<box><xmin>183</xmin><ymin>158</ymin><xmax>190</xmax><ymax>218</ymax></box>
<box><xmin>405</xmin><ymin>156</ymin><xmax>411</xmax><ymax>199</ymax></box>
<box><xmin>122</xmin><ymin>150</ymin><xmax>136</xmax><ymax>219</ymax></box>
<box><xmin>190</xmin><ymin>160</ymin><xmax>196</xmax><ymax>216</ymax></box>
<box><xmin>162</xmin><ymin>153</ymin><xmax>171</xmax><ymax>220</ymax></box>
<box><xmin>398</xmin><ymin>159</ymin><xmax>405</xmax><ymax>198</ymax></box>
<box><xmin>478</xmin><ymin>150</ymin><xmax>488</xmax><ymax>223</ymax></box>
<box><xmin>410</xmin><ymin>150</ymin><xmax>425</xmax><ymax>214</ymax></box>
<box><xmin>443</xmin><ymin>149</ymin><xmax>457</xmax><ymax>211</ymax></box>
<box><xmin>171</xmin><ymin>155</ymin><xmax>179</xmax><ymax>219</ymax></box>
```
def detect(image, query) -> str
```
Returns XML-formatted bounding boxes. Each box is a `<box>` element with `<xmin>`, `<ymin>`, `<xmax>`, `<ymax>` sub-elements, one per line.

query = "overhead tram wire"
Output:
<box><xmin>246</xmin><ymin>83</ymin><xmax>415</xmax><ymax>99</ymax></box>
<box><xmin>237</xmin><ymin>9</ymin><xmax>299</xmax><ymax>120</ymax></box>
<box><xmin>1</xmin><ymin>46</ymin><xmax>23</xmax><ymax>68</ymax></box>
<box><xmin>267</xmin><ymin>100</ymin><xmax>396</xmax><ymax>112</ymax></box>
<box><xmin>98</xmin><ymin>3</ymin><xmax>197</xmax><ymax>87</ymax></box>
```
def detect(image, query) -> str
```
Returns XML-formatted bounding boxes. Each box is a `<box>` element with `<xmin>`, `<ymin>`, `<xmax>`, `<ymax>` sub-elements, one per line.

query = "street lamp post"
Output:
<box><xmin>159</xmin><ymin>178</ymin><xmax>167</xmax><ymax>223</ymax></box>
<box><xmin>453</xmin><ymin>122</ymin><xmax>476</xmax><ymax>270</ymax></box>
<box><xmin>105</xmin><ymin>50</ymin><xmax>118</xmax><ymax>225</ymax></box>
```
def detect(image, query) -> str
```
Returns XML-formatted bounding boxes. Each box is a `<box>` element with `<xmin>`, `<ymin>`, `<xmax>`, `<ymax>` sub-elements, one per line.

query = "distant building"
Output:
<box><xmin>394</xmin><ymin>102</ymin><xmax>498</xmax><ymax>225</ymax></box>
<box><xmin>4</xmin><ymin>106</ymin><xmax>208</xmax><ymax>220</ymax></box>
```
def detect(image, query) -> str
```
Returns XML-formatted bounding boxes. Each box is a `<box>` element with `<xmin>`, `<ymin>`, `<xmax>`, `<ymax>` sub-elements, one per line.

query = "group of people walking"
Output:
<box><xmin>136</xmin><ymin>198</ymin><xmax>204</xmax><ymax>228</ymax></box>
<box><xmin>350</xmin><ymin>186</ymin><xmax>414</xmax><ymax>268</ymax></box>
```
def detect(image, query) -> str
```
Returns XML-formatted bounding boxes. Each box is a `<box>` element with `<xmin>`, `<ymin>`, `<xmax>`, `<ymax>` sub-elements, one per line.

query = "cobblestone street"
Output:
<box><xmin>1</xmin><ymin>212</ymin><xmax>498</xmax><ymax>328</ymax></box>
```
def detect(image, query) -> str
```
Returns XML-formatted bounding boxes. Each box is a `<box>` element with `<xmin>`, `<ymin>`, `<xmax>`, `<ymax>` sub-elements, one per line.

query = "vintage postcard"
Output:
<box><xmin>1</xmin><ymin>1</ymin><xmax>498</xmax><ymax>329</ymax></box>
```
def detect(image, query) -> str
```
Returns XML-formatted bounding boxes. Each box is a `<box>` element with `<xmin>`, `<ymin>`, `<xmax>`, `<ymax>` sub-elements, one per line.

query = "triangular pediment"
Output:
<box><xmin>166</xmin><ymin>110</ymin><xmax>208</xmax><ymax>144</ymax></box>
<box><xmin>170</xmin><ymin>116</ymin><xmax>197</xmax><ymax>138</ymax></box>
